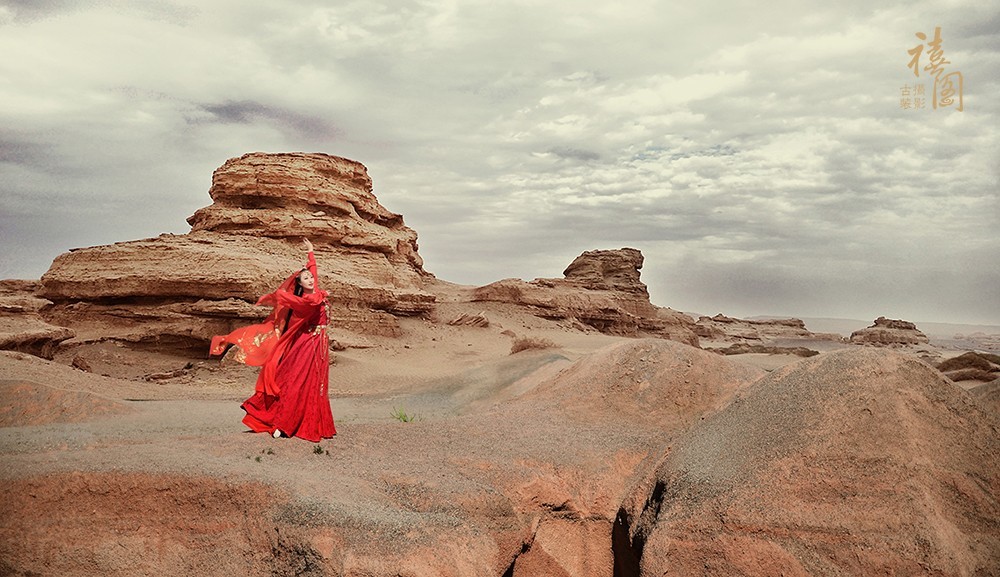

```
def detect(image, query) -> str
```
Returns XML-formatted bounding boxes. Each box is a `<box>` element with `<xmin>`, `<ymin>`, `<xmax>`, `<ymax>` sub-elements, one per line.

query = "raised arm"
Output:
<box><xmin>303</xmin><ymin>238</ymin><xmax>318</xmax><ymax>290</ymax></box>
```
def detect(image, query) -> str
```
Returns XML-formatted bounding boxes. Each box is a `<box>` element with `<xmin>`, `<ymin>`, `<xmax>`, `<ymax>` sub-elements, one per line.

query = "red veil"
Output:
<box><xmin>209</xmin><ymin>258</ymin><xmax>327</xmax><ymax>396</ymax></box>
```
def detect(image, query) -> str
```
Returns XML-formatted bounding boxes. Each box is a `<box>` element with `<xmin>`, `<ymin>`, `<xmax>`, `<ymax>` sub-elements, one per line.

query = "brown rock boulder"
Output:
<box><xmin>619</xmin><ymin>347</ymin><xmax>1000</xmax><ymax>576</ymax></box>
<box><xmin>473</xmin><ymin>248</ymin><xmax>699</xmax><ymax>346</ymax></box>
<box><xmin>850</xmin><ymin>316</ymin><xmax>929</xmax><ymax>346</ymax></box>
<box><xmin>38</xmin><ymin>153</ymin><xmax>435</xmax><ymax>347</ymax></box>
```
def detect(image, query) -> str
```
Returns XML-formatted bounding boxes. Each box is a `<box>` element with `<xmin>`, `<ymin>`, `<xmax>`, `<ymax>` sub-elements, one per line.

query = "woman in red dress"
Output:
<box><xmin>210</xmin><ymin>239</ymin><xmax>336</xmax><ymax>442</ymax></box>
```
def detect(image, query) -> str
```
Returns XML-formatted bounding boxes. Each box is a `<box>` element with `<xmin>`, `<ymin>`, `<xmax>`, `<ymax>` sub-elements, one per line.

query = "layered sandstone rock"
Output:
<box><xmin>562</xmin><ymin>248</ymin><xmax>647</xmax><ymax>294</ymax></box>
<box><xmin>472</xmin><ymin>248</ymin><xmax>699</xmax><ymax>346</ymax></box>
<box><xmin>694</xmin><ymin>314</ymin><xmax>844</xmax><ymax>344</ymax></box>
<box><xmin>0</xmin><ymin>280</ymin><xmax>74</xmax><ymax>359</ymax></box>
<box><xmin>38</xmin><ymin>153</ymin><xmax>434</xmax><ymax>347</ymax></box>
<box><xmin>849</xmin><ymin>316</ymin><xmax>929</xmax><ymax>346</ymax></box>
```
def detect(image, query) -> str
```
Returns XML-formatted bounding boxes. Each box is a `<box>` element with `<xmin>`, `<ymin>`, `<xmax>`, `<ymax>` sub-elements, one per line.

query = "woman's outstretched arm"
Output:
<box><xmin>303</xmin><ymin>238</ymin><xmax>318</xmax><ymax>289</ymax></box>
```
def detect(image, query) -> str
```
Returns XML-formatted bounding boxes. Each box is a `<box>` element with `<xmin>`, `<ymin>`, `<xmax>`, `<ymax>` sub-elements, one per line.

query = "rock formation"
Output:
<box><xmin>37</xmin><ymin>153</ymin><xmax>435</xmax><ymax>349</ymax></box>
<box><xmin>562</xmin><ymin>248</ymin><xmax>647</xmax><ymax>294</ymax></box>
<box><xmin>0</xmin><ymin>280</ymin><xmax>74</xmax><ymax>359</ymax></box>
<box><xmin>694</xmin><ymin>314</ymin><xmax>844</xmax><ymax>344</ymax></box>
<box><xmin>849</xmin><ymin>316</ymin><xmax>929</xmax><ymax>346</ymax></box>
<box><xmin>619</xmin><ymin>347</ymin><xmax>1000</xmax><ymax>576</ymax></box>
<box><xmin>936</xmin><ymin>351</ymin><xmax>1000</xmax><ymax>384</ymax></box>
<box><xmin>472</xmin><ymin>248</ymin><xmax>700</xmax><ymax>346</ymax></box>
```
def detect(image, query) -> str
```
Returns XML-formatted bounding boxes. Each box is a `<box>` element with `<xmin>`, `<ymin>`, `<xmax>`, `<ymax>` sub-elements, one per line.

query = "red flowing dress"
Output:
<box><xmin>209</xmin><ymin>252</ymin><xmax>336</xmax><ymax>442</ymax></box>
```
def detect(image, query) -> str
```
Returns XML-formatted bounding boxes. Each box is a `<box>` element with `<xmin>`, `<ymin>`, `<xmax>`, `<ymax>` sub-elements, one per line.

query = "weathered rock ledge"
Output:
<box><xmin>472</xmin><ymin>248</ymin><xmax>700</xmax><ymax>346</ymax></box>
<box><xmin>0</xmin><ymin>280</ymin><xmax>74</xmax><ymax>358</ymax></box>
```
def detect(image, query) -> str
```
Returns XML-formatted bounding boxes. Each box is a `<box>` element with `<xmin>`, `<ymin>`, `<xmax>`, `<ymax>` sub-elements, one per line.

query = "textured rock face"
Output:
<box><xmin>187</xmin><ymin>153</ymin><xmax>424</xmax><ymax>272</ymax></box>
<box><xmin>694</xmin><ymin>314</ymin><xmax>844</xmax><ymax>344</ymax></box>
<box><xmin>620</xmin><ymin>348</ymin><xmax>1000</xmax><ymax>576</ymax></box>
<box><xmin>562</xmin><ymin>248</ymin><xmax>647</xmax><ymax>295</ymax></box>
<box><xmin>473</xmin><ymin>248</ymin><xmax>699</xmax><ymax>346</ymax></box>
<box><xmin>38</xmin><ymin>153</ymin><xmax>434</xmax><ymax>345</ymax></box>
<box><xmin>850</xmin><ymin>316</ymin><xmax>929</xmax><ymax>346</ymax></box>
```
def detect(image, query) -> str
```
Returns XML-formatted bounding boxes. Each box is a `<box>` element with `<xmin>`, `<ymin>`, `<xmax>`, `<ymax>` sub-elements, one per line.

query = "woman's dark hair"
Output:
<box><xmin>283</xmin><ymin>268</ymin><xmax>308</xmax><ymax>330</ymax></box>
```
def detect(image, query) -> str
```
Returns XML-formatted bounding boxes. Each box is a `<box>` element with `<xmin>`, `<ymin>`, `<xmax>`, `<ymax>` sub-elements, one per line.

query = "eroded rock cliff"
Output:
<box><xmin>38</xmin><ymin>153</ymin><xmax>435</xmax><ymax>347</ymax></box>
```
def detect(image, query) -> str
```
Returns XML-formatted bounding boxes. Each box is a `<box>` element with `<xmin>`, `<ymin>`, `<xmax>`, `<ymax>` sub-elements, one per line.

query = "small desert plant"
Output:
<box><xmin>510</xmin><ymin>336</ymin><xmax>557</xmax><ymax>354</ymax></box>
<box><xmin>391</xmin><ymin>406</ymin><xmax>419</xmax><ymax>422</ymax></box>
<box><xmin>313</xmin><ymin>445</ymin><xmax>325</xmax><ymax>454</ymax></box>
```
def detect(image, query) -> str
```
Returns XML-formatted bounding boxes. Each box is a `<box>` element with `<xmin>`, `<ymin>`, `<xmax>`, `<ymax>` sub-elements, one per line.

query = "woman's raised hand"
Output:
<box><xmin>302</xmin><ymin>238</ymin><xmax>314</xmax><ymax>252</ymax></box>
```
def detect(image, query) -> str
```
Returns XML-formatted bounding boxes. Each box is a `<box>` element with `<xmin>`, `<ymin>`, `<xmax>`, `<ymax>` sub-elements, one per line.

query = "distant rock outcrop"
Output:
<box><xmin>472</xmin><ymin>248</ymin><xmax>699</xmax><ymax>346</ymax></box>
<box><xmin>694</xmin><ymin>314</ymin><xmax>844</xmax><ymax>344</ymax></box>
<box><xmin>850</xmin><ymin>316</ymin><xmax>929</xmax><ymax>346</ymax></box>
<box><xmin>562</xmin><ymin>248</ymin><xmax>648</xmax><ymax>294</ymax></box>
<box><xmin>38</xmin><ymin>153</ymin><xmax>435</xmax><ymax>348</ymax></box>
<box><xmin>936</xmin><ymin>351</ymin><xmax>1000</xmax><ymax>384</ymax></box>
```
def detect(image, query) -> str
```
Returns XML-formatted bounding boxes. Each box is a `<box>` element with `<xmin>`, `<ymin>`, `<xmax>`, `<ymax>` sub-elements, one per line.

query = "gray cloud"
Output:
<box><xmin>195</xmin><ymin>100</ymin><xmax>340</xmax><ymax>141</ymax></box>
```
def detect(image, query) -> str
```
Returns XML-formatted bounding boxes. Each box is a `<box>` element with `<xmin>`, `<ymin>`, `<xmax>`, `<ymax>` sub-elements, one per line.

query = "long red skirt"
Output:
<box><xmin>241</xmin><ymin>329</ymin><xmax>336</xmax><ymax>442</ymax></box>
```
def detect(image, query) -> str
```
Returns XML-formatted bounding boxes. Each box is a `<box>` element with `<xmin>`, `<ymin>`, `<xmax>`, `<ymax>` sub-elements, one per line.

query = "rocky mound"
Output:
<box><xmin>936</xmin><ymin>351</ymin><xmax>1000</xmax><ymax>384</ymax></box>
<box><xmin>473</xmin><ymin>248</ymin><xmax>699</xmax><ymax>346</ymax></box>
<box><xmin>0</xmin><ymin>380</ymin><xmax>134</xmax><ymax>427</ymax></box>
<box><xmin>694</xmin><ymin>314</ymin><xmax>843</xmax><ymax>344</ymax></box>
<box><xmin>619</xmin><ymin>348</ymin><xmax>1000</xmax><ymax>576</ymax></box>
<box><xmin>517</xmin><ymin>339</ymin><xmax>765</xmax><ymax>428</ymax></box>
<box><xmin>37</xmin><ymin>153</ymin><xmax>435</xmax><ymax>350</ymax></box>
<box><xmin>970</xmin><ymin>379</ymin><xmax>1000</xmax><ymax>413</ymax></box>
<box><xmin>850</xmin><ymin>316</ymin><xmax>929</xmax><ymax>346</ymax></box>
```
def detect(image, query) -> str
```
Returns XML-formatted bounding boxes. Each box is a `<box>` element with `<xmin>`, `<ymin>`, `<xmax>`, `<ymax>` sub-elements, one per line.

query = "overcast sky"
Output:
<box><xmin>1</xmin><ymin>0</ymin><xmax>997</xmax><ymax>325</ymax></box>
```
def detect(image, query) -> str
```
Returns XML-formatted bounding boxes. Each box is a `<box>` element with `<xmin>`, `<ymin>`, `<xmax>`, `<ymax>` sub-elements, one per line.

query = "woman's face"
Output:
<box><xmin>298</xmin><ymin>270</ymin><xmax>315</xmax><ymax>291</ymax></box>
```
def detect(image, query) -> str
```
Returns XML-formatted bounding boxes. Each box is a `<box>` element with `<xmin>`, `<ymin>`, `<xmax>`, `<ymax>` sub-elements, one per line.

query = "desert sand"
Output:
<box><xmin>1</xmin><ymin>153</ymin><xmax>998</xmax><ymax>577</ymax></box>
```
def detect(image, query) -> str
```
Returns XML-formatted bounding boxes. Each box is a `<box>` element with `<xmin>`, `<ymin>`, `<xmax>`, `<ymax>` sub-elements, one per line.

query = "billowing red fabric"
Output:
<box><xmin>210</xmin><ymin>252</ymin><xmax>336</xmax><ymax>442</ymax></box>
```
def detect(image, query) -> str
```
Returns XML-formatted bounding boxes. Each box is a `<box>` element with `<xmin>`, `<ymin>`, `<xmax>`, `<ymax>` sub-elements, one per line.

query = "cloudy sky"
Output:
<box><xmin>1</xmin><ymin>0</ymin><xmax>998</xmax><ymax>325</ymax></box>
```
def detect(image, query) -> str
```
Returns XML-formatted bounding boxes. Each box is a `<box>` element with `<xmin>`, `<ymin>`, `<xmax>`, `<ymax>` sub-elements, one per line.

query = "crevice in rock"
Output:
<box><xmin>502</xmin><ymin>535</ymin><xmax>535</xmax><ymax>577</ymax></box>
<box><xmin>501</xmin><ymin>532</ymin><xmax>535</xmax><ymax>577</ymax></box>
<box><xmin>612</xmin><ymin>508</ymin><xmax>641</xmax><ymax>577</ymax></box>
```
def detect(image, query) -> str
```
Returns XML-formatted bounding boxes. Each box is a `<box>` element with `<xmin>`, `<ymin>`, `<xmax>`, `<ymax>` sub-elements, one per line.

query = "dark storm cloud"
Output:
<box><xmin>548</xmin><ymin>147</ymin><xmax>601</xmax><ymax>162</ymax></box>
<box><xmin>197</xmin><ymin>101</ymin><xmax>339</xmax><ymax>141</ymax></box>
